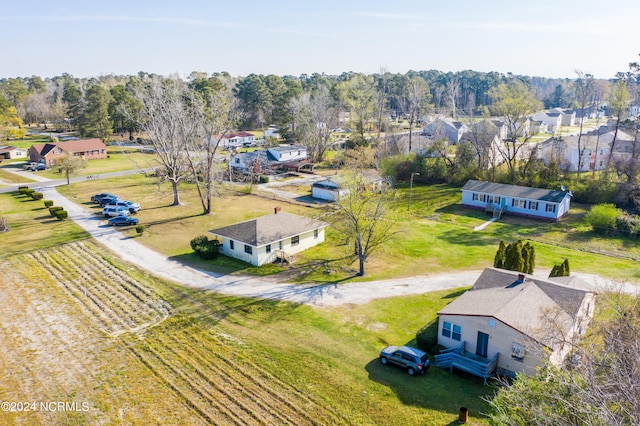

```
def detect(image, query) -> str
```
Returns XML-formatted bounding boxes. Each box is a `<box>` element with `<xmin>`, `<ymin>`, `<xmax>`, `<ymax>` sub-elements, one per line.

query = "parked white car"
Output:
<box><xmin>102</xmin><ymin>206</ymin><xmax>130</xmax><ymax>218</ymax></box>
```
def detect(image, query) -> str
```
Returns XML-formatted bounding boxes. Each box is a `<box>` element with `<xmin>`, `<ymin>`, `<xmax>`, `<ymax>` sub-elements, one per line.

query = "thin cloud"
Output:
<box><xmin>1</xmin><ymin>14</ymin><xmax>336</xmax><ymax>37</ymax></box>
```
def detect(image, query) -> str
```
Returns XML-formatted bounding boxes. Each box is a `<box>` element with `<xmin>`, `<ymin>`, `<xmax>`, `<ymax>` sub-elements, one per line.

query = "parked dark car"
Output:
<box><xmin>379</xmin><ymin>345</ymin><xmax>430</xmax><ymax>376</ymax></box>
<box><xmin>108</xmin><ymin>216</ymin><xmax>139</xmax><ymax>226</ymax></box>
<box><xmin>32</xmin><ymin>164</ymin><xmax>47</xmax><ymax>171</ymax></box>
<box><xmin>99</xmin><ymin>196</ymin><xmax>120</xmax><ymax>207</ymax></box>
<box><xmin>91</xmin><ymin>193</ymin><xmax>117</xmax><ymax>204</ymax></box>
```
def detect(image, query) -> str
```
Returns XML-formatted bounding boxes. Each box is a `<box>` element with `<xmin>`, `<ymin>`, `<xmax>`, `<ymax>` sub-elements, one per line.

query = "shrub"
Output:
<box><xmin>18</xmin><ymin>186</ymin><xmax>29</xmax><ymax>192</ymax></box>
<box><xmin>54</xmin><ymin>210</ymin><xmax>68</xmax><ymax>220</ymax></box>
<box><xmin>44</xmin><ymin>200</ymin><xmax>54</xmax><ymax>208</ymax></box>
<box><xmin>190</xmin><ymin>235</ymin><xmax>219</xmax><ymax>259</ymax></box>
<box><xmin>49</xmin><ymin>206</ymin><xmax>64</xmax><ymax>217</ymax></box>
<box><xmin>31</xmin><ymin>192</ymin><xmax>43</xmax><ymax>200</ymax></box>
<box><xmin>135</xmin><ymin>225</ymin><xmax>145</xmax><ymax>235</ymax></box>
<box><xmin>20</xmin><ymin>188</ymin><xmax>34</xmax><ymax>196</ymax></box>
<box><xmin>190</xmin><ymin>235</ymin><xmax>209</xmax><ymax>251</ymax></box>
<box><xmin>415</xmin><ymin>322</ymin><xmax>441</xmax><ymax>355</ymax></box>
<box><xmin>585</xmin><ymin>203</ymin><xmax>620</xmax><ymax>233</ymax></box>
<box><xmin>615</xmin><ymin>214</ymin><xmax>640</xmax><ymax>236</ymax></box>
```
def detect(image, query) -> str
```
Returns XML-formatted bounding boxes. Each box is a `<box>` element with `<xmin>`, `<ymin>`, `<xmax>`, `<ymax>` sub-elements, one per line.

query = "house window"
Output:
<box><xmin>472</xmin><ymin>193</ymin><xmax>480</xmax><ymax>201</ymax></box>
<box><xmin>291</xmin><ymin>235</ymin><xmax>299</xmax><ymax>246</ymax></box>
<box><xmin>511</xmin><ymin>342</ymin><xmax>525</xmax><ymax>361</ymax></box>
<box><xmin>546</xmin><ymin>204</ymin><xmax>557</xmax><ymax>213</ymax></box>
<box><xmin>314</xmin><ymin>229</ymin><xmax>319</xmax><ymax>239</ymax></box>
<box><xmin>486</xmin><ymin>195</ymin><xmax>500</xmax><ymax>204</ymax></box>
<box><xmin>244</xmin><ymin>245</ymin><xmax>253</xmax><ymax>254</ymax></box>
<box><xmin>229</xmin><ymin>240</ymin><xmax>234</xmax><ymax>250</ymax></box>
<box><xmin>442</xmin><ymin>321</ymin><xmax>462</xmax><ymax>341</ymax></box>
<box><xmin>529</xmin><ymin>201</ymin><xmax>538</xmax><ymax>210</ymax></box>
<box><xmin>266</xmin><ymin>244</ymin><xmax>271</xmax><ymax>254</ymax></box>
<box><xmin>512</xmin><ymin>199</ymin><xmax>526</xmax><ymax>208</ymax></box>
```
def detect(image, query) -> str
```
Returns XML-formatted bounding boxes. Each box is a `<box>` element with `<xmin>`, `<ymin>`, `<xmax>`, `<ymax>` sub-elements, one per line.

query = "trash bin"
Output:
<box><xmin>458</xmin><ymin>406</ymin><xmax>468</xmax><ymax>424</ymax></box>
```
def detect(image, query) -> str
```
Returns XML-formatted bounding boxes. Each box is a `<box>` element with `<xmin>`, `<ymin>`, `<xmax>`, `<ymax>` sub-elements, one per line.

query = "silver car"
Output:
<box><xmin>379</xmin><ymin>345</ymin><xmax>430</xmax><ymax>376</ymax></box>
<box><xmin>102</xmin><ymin>206</ymin><xmax>130</xmax><ymax>218</ymax></box>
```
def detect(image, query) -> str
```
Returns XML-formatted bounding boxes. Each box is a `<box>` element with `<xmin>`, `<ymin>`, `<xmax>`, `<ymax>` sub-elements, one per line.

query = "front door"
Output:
<box><xmin>476</xmin><ymin>331</ymin><xmax>489</xmax><ymax>358</ymax></box>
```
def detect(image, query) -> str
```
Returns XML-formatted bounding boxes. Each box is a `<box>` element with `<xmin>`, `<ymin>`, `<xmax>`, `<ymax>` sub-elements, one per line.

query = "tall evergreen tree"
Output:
<box><xmin>494</xmin><ymin>240</ymin><xmax>507</xmax><ymax>268</ymax></box>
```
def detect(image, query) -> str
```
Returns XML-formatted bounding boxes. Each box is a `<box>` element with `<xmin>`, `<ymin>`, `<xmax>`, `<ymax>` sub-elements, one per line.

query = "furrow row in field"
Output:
<box><xmin>30</xmin><ymin>250</ymin><xmax>125</xmax><ymax>334</ymax></box>
<box><xmin>150</xmin><ymin>321</ymin><xmax>345</xmax><ymax>425</ymax></box>
<box><xmin>122</xmin><ymin>338</ymin><xmax>241</xmax><ymax>425</ymax></box>
<box><xmin>61</xmin><ymin>242</ymin><xmax>169</xmax><ymax>321</ymax></box>
<box><xmin>65</xmin><ymin>242</ymin><xmax>160</xmax><ymax>302</ymax></box>
<box><xmin>154</xmin><ymin>336</ymin><xmax>287</xmax><ymax>425</ymax></box>
<box><xmin>31</xmin><ymin>243</ymin><xmax>170</xmax><ymax>335</ymax></box>
<box><xmin>43</xmin><ymin>249</ymin><xmax>144</xmax><ymax>330</ymax></box>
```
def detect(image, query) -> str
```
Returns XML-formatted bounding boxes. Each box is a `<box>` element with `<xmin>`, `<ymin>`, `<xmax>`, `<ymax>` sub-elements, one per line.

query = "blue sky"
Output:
<box><xmin>2</xmin><ymin>0</ymin><xmax>639</xmax><ymax>79</ymax></box>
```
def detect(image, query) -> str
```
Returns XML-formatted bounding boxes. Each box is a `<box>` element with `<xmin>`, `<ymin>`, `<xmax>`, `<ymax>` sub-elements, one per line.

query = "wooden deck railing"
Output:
<box><xmin>434</xmin><ymin>341</ymin><xmax>499</xmax><ymax>385</ymax></box>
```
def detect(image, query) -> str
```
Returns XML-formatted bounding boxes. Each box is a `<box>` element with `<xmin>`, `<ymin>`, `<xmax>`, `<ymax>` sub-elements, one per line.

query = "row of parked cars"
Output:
<box><xmin>91</xmin><ymin>192</ymin><xmax>141</xmax><ymax>226</ymax></box>
<box><xmin>23</xmin><ymin>162</ymin><xmax>47</xmax><ymax>171</ymax></box>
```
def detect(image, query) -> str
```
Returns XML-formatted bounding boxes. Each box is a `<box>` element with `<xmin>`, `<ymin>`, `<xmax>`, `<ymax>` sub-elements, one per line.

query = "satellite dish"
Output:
<box><xmin>561</xmin><ymin>185</ymin><xmax>567</xmax><ymax>191</ymax></box>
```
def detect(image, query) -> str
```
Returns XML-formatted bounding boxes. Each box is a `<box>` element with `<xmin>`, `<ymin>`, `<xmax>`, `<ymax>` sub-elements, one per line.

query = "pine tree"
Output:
<box><xmin>562</xmin><ymin>258</ymin><xmax>570</xmax><ymax>276</ymax></box>
<box><xmin>504</xmin><ymin>240</ymin><xmax>525</xmax><ymax>272</ymax></box>
<box><xmin>494</xmin><ymin>240</ymin><xmax>507</xmax><ymax>268</ymax></box>
<box><xmin>523</xmin><ymin>242</ymin><xmax>535</xmax><ymax>274</ymax></box>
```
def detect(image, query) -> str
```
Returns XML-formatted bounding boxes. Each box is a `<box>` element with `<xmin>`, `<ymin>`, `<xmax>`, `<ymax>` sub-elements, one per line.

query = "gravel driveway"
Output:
<box><xmin>37</xmin><ymin>186</ymin><xmax>637</xmax><ymax>307</ymax></box>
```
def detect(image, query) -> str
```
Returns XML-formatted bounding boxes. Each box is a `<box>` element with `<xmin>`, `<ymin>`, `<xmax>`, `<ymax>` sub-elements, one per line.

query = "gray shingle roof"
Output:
<box><xmin>209</xmin><ymin>211</ymin><xmax>328</xmax><ymax>247</ymax></box>
<box><xmin>461</xmin><ymin>180</ymin><xmax>569</xmax><ymax>203</ymax></box>
<box><xmin>438</xmin><ymin>268</ymin><xmax>591</xmax><ymax>344</ymax></box>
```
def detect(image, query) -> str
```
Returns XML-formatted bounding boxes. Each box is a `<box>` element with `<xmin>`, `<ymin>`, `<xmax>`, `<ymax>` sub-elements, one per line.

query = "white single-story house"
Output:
<box><xmin>311</xmin><ymin>170</ymin><xmax>384</xmax><ymax>202</ymax></box>
<box><xmin>219</xmin><ymin>131</ymin><xmax>255</xmax><ymax>149</ymax></box>
<box><xmin>267</xmin><ymin>145</ymin><xmax>307</xmax><ymax>162</ymax></box>
<box><xmin>436</xmin><ymin>268</ymin><xmax>595</xmax><ymax>378</ymax></box>
<box><xmin>209</xmin><ymin>209</ymin><xmax>328</xmax><ymax>266</ymax></box>
<box><xmin>0</xmin><ymin>145</ymin><xmax>28</xmax><ymax>160</ymax></box>
<box><xmin>312</xmin><ymin>178</ymin><xmax>347</xmax><ymax>202</ymax></box>
<box><xmin>461</xmin><ymin>180</ymin><xmax>572</xmax><ymax>221</ymax></box>
<box><xmin>264</xmin><ymin>125</ymin><xmax>280</xmax><ymax>139</ymax></box>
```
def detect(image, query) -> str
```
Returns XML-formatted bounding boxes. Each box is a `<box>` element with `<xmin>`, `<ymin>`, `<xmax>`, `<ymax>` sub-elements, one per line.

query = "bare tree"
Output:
<box><xmin>488</xmin><ymin>81</ymin><xmax>543</xmax><ymax>183</ymax></box>
<box><xmin>132</xmin><ymin>76</ymin><xmax>199</xmax><ymax>206</ymax></box>
<box><xmin>398</xmin><ymin>76</ymin><xmax>430</xmax><ymax>152</ymax></box>
<box><xmin>607</xmin><ymin>79</ymin><xmax>631</xmax><ymax>169</ymax></box>
<box><xmin>445</xmin><ymin>74</ymin><xmax>460</xmax><ymax>119</ymax></box>
<box><xmin>187</xmin><ymin>83</ymin><xmax>236</xmax><ymax>215</ymax></box>
<box><xmin>574</xmin><ymin>70</ymin><xmax>595</xmax><ymax>178</ymax></box>
<box><xmin>58</xmin><ymin>156</ymin><xmax>87</xmax><ymax>185</ymax></box>
<box><xmin>290</xmin><ymin>84</ymin><xmax>338</xmax><ymax>162</ymax></box>
<box><xmin>334</xmin><ymin>171</ymin><xmax>400</xmax><ymax>276</ymax></box>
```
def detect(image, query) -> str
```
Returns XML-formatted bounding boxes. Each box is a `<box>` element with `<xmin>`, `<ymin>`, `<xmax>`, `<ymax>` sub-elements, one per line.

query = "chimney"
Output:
<box><xmin>274</xmin><ymin>207</ymin><xmax>282</xmax><ymax>214</ymax></box>
<box><xmin>517</xmin><ymin>273</ymin><xmax>525</xmax><ymax>282</ymax></box>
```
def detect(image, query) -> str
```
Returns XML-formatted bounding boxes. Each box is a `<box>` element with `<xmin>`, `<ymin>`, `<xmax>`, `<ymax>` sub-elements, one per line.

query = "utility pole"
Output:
<box><xmin>408</xmin><ymin>172</ymin><xmax>420</xmax><ymax>210</ymax></box>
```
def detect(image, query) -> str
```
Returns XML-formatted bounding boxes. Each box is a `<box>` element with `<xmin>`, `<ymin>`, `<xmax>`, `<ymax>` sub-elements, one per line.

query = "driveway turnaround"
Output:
<box><xmin>37</xmin><ymin>186</ymin><xmax>637</xmax><ymax>307</ymax></box>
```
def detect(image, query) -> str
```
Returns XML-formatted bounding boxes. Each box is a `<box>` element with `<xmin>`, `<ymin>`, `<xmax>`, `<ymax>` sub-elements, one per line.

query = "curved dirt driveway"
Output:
<box><xmin>38</xmin><ymin>186</ymin><xmax>637</xmax><ymax>307</ymax></box>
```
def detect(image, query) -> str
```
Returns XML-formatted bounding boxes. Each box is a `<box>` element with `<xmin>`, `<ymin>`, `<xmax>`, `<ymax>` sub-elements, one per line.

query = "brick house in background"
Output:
<box><xmin>28</xmin><ymin>138</ymin><xmax>108</xmax><ymax>166</ymax></box>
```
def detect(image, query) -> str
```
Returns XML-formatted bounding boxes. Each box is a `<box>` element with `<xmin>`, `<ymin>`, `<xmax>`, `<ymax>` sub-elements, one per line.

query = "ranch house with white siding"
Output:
<box><xmin>461</xmin><ymin>180</ymin><xmax>572</xmax><ymax>221</ymax></box>
<box><xmin>209</xmin><ymin>209</ymin><xmax>328</xmax><ymax>266</ymax></box>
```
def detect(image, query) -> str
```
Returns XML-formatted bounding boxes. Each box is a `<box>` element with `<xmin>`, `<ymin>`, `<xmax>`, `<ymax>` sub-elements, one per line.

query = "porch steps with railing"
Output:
<box><xmin>434</xmin><ymin>341</ymin><xmax>499</xmax><ymax>385</ymax></box>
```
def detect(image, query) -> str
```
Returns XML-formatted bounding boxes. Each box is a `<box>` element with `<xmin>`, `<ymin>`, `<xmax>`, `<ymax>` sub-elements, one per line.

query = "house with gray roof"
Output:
<box><xmin>461</xmin><ymin>180</ymin><xmax>572</xmax><ymax>221</ymax></box>
<box><xmin>436</xmin><ymin>268</ymin><xmax>595</xmax><ymax>378</ymax></box>
<box><xmin>209</xmin><ymin>209</ymin><xmax>328</xmax><ymax>266</ymax></box>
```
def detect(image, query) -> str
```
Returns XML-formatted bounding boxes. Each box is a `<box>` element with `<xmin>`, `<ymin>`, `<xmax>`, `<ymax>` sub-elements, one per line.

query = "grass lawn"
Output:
<box><xmin>0</xmin><ymin>189</ymin><xmax>90</xmax><ymax>257</ymax></box>
<box><xmin>51</xmin><ymin>176</ymin><xmax>640</xmax><ymax>284</ymax></box>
